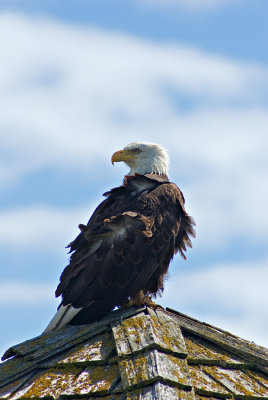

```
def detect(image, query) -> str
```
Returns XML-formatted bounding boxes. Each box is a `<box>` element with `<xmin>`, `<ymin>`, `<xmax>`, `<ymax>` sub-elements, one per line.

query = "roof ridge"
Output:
<box><xmin>166</xmin><ymin>307</ymin><xmax>240</xmax><ymax>337</ymax></box>
<box><xmin>1</xmin><ymin>306</ymin><xmax>268</xmax><ymax>399</ymax></box>
<box><xmin>0</xmin><ymin>307</ymin><xmax>145</xmax><ymax>389</ymax></box>
<box><xmin>164</xmin><ymin>307</ymin><xmax>268</xmax><ymax>371</ymax></box>
<box><xmin>2</xmin><ymin>306</ymin><xmax>145</xmax><ymax>362</ymax></box>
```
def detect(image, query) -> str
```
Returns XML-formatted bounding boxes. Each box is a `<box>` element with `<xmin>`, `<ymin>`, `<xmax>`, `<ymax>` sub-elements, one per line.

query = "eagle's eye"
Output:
<box><xmin>131</xmin><ymin>148</ymin><xmax>141</xmax><ymax>154</ymax></box>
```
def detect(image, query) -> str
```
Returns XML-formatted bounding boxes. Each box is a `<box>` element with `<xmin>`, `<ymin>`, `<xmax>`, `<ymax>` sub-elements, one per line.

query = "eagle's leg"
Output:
<box><xmin>122</xmin><ymin>290</ymin><xmax>161</xmax><ymax>309</ymax></box>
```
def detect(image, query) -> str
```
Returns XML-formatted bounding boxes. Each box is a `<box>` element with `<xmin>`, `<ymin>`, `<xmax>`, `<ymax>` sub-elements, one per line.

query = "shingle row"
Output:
<box><xmin>0</xmin><ymin>306</ymin><xmax>268</xmax><ymax>399</ymax></box>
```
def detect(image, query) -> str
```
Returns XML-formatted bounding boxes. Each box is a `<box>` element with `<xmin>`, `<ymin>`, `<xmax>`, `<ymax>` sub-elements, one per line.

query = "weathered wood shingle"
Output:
<box><xmin>1</xmin><ymin>306</ymin><xmax>268</xmax><ymax>400</ymax></box>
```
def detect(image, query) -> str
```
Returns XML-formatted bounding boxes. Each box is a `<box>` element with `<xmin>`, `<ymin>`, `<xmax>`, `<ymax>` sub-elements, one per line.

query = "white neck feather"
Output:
<box><xmin>128</xmin><ymin>158</ymin><xmax>168</xmax><ymax>175</ymax></box>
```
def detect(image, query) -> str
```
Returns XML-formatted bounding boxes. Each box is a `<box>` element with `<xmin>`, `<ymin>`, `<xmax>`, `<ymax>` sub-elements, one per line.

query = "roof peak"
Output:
<box><xmin>1</xmin><ymin>306</ymin><xmax>268</xmax><ymax>399</ymax></box>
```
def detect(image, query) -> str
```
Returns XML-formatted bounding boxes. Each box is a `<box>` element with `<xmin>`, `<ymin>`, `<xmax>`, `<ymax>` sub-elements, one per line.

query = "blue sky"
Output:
<box><xmin>0</xmin><ymin>0</ymin><xmax>267</xmax><ymax>62</ymax></box>
<box><xmin>0</xmin><ymin>0</ymin><xmax>268</xmax><ymax>357</ymax></box>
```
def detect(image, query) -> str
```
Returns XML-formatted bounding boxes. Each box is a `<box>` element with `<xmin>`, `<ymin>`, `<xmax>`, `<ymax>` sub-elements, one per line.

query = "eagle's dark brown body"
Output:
<box><xmin>55</xmin><ymin>173</ymin><xmax>195</xmax><ymax>325</ymax></box>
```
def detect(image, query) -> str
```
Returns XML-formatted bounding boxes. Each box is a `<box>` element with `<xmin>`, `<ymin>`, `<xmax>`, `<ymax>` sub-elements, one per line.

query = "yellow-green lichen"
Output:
<box><xmin>120</xmin><ymin>355</ymin><xmax>148</xmax><ymax>387</ymax></box>
<box><xmin>72</xmin><ymin>364</ymin><xmax>119</xmax><ymax>395</ymax></box>
<box><xmin>204</xmin><ymin>366</ymin><xmax>268</xmax><ymax>397</ymax></box>
<box><xmin>59</xmin><ymin>332</ymin><xmax>114</xmax><ymax>364</ymax></box>
<box><xmin>151</xmin><ymin>316</ymin><xmax>171</xmax><ymax>346</ymax></box>
<box><xmin>150</xmin><ymin>315</ymin><xmax>186</xmax><ymax>354</ymax></box>
<box><xmin>166</xmin><ymin>354</ymin><xmax>191</xmax><ymax>387</ymax></box>
<box><xmin>19</xmin><ymin>362</ymin><xmax>119</xmax><ymax>398</ymax></box>
<box><xmin>248</xmin><ymin>370</ymin><xmax>268</xmax><ymax>390</ymax></box>
<box><xmin>21</xmin><ymin>366</ymin><xmax>80</xmax><ymax>399</ymax></box>
<box><xmin>121</xmin><ymin>316</ymin><xmax>147</xmax><ymax>331</ymax></box>
<box><xmin>121</xmin><ymin>316</ymin><xmax>147</xmax><ymax>346</ymax></box>
<box><xmin>189</xmin><ymin>366</ymin><xmax>228</xmax><ymax>394</ymax></box>
<box><xmin>184</xmin><ymin>335</ymin><xmax>242</xmax><ymax>366</ymax></box>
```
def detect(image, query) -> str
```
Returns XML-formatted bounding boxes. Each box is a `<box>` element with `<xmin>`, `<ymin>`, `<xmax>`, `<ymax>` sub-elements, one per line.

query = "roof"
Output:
<box><xmin>1</xmin><ymin>306</ymin><xmax>268</xmax><ymax>400</ymax></box>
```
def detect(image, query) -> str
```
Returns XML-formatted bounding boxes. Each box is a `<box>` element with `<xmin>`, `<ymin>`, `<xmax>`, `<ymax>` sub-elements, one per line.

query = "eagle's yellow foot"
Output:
<box><xmin>143</xmin><ymin>296</ymin><xmax>162</xmax><ymax>309</ymax></box>
<box><xmin>122</xmin><ymin>290</ymin><xmax>145</xmax><ymax>308</ymax></box>
<box><xmin>121</xmin><ymin>290</ymin><xmax>163</xmax><ymax>310</ymax></box>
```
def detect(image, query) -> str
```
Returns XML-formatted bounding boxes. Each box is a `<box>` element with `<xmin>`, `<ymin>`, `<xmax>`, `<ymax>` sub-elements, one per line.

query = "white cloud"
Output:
<box><xmin>0</xmin><ymin>205</ymin><xmax>95</xmax><ymax>250</ymax></box>
<box><xmin>161</xmin><ymin>259</ymin><xmax>268</xmax><ymax>347</ymax></box>
<box><xmin>0</xmin><ymin>282</ymin><xmax>56</xmax><ymax>306</ymax></box>
<box><xmin>0</xmin><ymin>12</ymin><xmax>267</xmax><ymax>252</ymax></box>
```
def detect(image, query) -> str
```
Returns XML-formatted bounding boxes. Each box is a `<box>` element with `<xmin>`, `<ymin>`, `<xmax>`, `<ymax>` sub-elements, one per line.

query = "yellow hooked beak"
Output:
<box><xmin>111</xmin><ymin>149</ymin><xmax>131</xmax><ymax>165</ymax></box>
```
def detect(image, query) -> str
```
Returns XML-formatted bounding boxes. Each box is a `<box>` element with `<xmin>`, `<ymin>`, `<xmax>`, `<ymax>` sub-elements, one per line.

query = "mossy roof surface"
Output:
<box><xmin>0</xmin><ymin>306</ymin><xmax>268</xmax><ymax>400</ymax></box>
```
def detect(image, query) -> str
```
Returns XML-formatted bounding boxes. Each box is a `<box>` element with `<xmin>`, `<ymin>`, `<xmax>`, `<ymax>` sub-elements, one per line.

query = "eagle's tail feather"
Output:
<box><xmin>43</xmin><ymin>304</ymin><xmax>82</xmax><ymax>333</ymax></box>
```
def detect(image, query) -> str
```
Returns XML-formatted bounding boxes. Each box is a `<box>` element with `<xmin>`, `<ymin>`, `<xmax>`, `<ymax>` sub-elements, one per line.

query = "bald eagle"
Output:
<box><xmin>44</xmin><ymin>142</ymin><xmax>195</xmax><ymax>333</ymax></box>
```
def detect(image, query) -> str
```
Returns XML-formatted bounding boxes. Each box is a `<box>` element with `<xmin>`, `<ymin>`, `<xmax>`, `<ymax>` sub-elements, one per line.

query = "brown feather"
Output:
<box><xmin>55</xmin><ymin>173</ymin><xmax>195</xmax><ymax>324</ymax></box>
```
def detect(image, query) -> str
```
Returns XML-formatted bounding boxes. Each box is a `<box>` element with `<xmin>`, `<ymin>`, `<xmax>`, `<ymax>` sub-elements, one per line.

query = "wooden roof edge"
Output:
<box><xmin>165</xmin><ymin>307</ymin><xmax>268</xmax><ymax>367</ymax></box>
<box><xmin>2</xmin><ymin>304</ymin><xmax>268</xmax><ymax>389</ymax></box>
<box><xmin>0</xmin><ymin>306</ymin><xmax>146</xmax><ymax>390</ymax></box>
<box><xmin>1</xmin><ymin>306</ymin><xmax>146</xmax><ymax>361</ymax></box>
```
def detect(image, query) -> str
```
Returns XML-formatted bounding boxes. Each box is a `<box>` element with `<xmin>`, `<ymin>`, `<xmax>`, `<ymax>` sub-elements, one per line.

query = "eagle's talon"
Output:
<box><xmin>120</xmin><ymin>292</ymin><xmax>163</xmax><ymax>310</ymax></box>
<box><xmin>143</xmin><ymin>297</ymin><xmax>162</xmax><ymax>309</ymax></box>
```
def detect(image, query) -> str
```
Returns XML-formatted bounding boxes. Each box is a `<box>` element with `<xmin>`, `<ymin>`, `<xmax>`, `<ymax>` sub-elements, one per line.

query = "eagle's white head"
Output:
<box><xmin>111</xmin><ymin>142</ymin><xmax>169</xmax><ymax>176</ymax></box>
